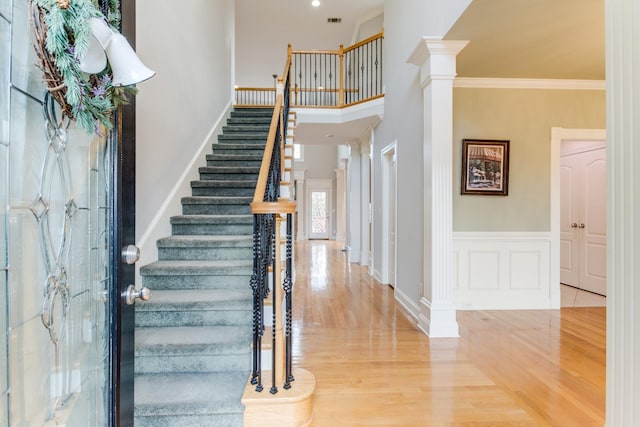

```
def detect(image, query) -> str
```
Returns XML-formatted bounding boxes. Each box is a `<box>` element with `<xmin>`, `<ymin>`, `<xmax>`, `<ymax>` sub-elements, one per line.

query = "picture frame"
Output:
<box><xmin>461</xmin><ymin>139</ymin><xmax>510</xmax><ymax>196</ymax></box>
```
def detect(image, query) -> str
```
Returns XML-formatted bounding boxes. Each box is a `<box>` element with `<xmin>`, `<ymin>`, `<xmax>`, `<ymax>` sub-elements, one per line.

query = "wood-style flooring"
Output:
<box><xmin>292</xmin><ymin>241</ymin><xmax>605</xmax><ymax>426</ymax></box>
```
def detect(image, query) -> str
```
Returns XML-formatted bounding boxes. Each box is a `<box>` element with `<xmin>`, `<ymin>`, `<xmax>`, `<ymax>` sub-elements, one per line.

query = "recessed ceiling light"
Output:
<box><xmin>312</xmin><ymin>0</ymin><xmax>320</xmax><ymax>7</ymax></box>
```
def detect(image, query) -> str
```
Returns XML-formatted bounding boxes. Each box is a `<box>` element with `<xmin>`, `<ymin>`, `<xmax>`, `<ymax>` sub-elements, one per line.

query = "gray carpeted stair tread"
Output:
<box><xmin>157</xmin><ymin>235</ymin><xmax>252</xmax><ymax>248</ymax></box>
<box><xmin>135</xmin><ymin>372</ymin><xmax>248</xmax><ymax>416</ymax></box>
<box><xmin>181</xmin><ymin>196</ymin><xmax>253</xmax><ymax>204</ymax></box>
<box><xmin>170</xmin><ymin>214</ymin><xmax>253</xmax><ymax>225</ymax></box>
<box><xmin>136</xmin><ymin>289</ymin><xmax>251</xmax><ymax>311</ymax></box>
<box><xmin>136</xmin><ymin>326</ymin><xmax>250</xmax><ymax>355</ymax></box>
<box><xmin>140</xmin><ymin>259</ymin><xmax>252</xmax><ymax>276</ymax></box>
<box><xmin>199</xmin><ymin>166</ymin><xmax>260</xmax><ymax>173</ymax></box>
<box><xmin>227</xmin><ymin>117</ymin><xmax>272</xmax><ymax>125</ymax></box>
<box><xmin>222</xmin><ymin>125</ymin><xmax>270</xmax><ymax>133</ymax></box>
<box><xmin>191</xmin><ymin>180</ymin><xmax>257</xmax><ymax>188</ymax></box>
<box><xmin>206</xmin><ymin>153</ymin><xmax>264</xmax><ymax>161</ymax></box>
<box><xmin>230</xmin><ymin>109</ymin><xmax>274</xmax><ymax>118</ymax></box>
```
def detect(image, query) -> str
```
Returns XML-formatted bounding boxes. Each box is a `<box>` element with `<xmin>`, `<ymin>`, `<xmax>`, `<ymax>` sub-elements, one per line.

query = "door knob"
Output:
<box><xmin>578</xmin><ymin>223</ymin><xmax>585</xmax><ymax>229</ymax></box>
<box><xmin>123</xmin><ymin>285</ymin><xmax>151</xmax><ymax>305</ymax></box>
<box><xmin>571</xmin><ymin>223</ymin><xmax>578</xmax><ymax>228</ymax></box>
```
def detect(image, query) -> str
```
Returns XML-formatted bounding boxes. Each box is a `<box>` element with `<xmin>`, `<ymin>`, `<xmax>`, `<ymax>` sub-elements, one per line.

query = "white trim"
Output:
<box><xmin>550</xmin><ymin>128</ymin><xmax>606</xmax><ymax>308</ymax></box>
<box><xmin>394</xmin><ymin>287</ymin><xmax>420</xmax><ymax>323</ymax></box>
<box><xmin>454</xmin><ymin>78</ymin><xmax>605</xmax><ymax>90</ymax></box>
<box><xmin>380</xmin><ymin>142</ymin><xmax>396</xmax><ymax>285</ymax></box>
<box><xmin>293</xmin><ymin>97</ymin><xmax>384</xmax><ymax>125</ymax></box>
<box><xmin>453</xmin><ymin>231</ymin><xmax>553</xmax><ymax>310</ymax></box>
<box><xmin>136</xmin><ymin>101</ymin><xmax>233</xmax><ymax>284</ymax></box>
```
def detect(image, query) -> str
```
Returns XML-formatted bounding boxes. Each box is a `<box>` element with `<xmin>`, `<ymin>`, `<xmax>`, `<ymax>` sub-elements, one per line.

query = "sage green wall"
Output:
<box><xmin>452</xmin><ymin>88</ymin><xmax>605</xmax><ymax>231</ymax></box>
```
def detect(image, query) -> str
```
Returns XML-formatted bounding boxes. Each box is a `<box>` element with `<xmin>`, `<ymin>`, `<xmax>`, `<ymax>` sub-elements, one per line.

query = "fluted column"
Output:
<box><xmin>360</xmin><ymin>140</ymin><xmax>371</xmax><ymax>266</ymax></box>
<box><xmin>605</xmin><ymin>0</ymin><xmax>640</xmax><ymax>424</ymax></box>
<box><xmin>408</xmin><ymin>38</ymin><xmax>468</xmax><ymax>338</ymax></box>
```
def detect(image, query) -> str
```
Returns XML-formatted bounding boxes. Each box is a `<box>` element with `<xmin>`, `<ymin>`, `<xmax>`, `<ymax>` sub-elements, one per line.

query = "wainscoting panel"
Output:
<box><xmin>453</xmin><ymin>232</ymin><xmax>553</xmax><ymax>310</ymax></box>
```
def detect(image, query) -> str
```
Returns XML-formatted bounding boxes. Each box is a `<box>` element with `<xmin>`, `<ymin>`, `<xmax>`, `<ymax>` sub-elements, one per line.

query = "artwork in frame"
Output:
<box><xmin>461</xmin><ymin>139</ymin><xmax>510</xmax><ymax>196</ymax></box>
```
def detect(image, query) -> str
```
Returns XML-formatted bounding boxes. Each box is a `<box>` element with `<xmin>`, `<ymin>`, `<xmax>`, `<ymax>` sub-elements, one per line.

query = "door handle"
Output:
<box><xmin>571</xmin><ymin>223</ymin><xmax>578</xmax><ymax>228</ymax></box>
<box><xmin>578</xmin><ymin>223</ymin><xmax>585</xmax><ymax>229</ymax></box>
<box><xmin>123</xmin><ymin>285</ymin><xmax>151</xmax><ymax>305</ymax></box>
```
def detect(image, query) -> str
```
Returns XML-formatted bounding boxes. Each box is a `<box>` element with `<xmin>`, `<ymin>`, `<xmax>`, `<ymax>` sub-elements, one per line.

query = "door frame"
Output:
<box><xmin>550</xmin><ymin>127</ymin><xmax>606</xmax><ymax>307</ymax></box>
<box><xmin>306</xmin><ymin>179</ymin><xmax>333</xmax><ymax>239</ymax></box>
<box><xmin>110</xmin><ymin>2</ymin><xmax>138</xmax><ymax>425</ymax></box>
<box><xmin>381</xmin><ymin>142</ymin><xmax>397</xmax><ymax>286</ymax></box>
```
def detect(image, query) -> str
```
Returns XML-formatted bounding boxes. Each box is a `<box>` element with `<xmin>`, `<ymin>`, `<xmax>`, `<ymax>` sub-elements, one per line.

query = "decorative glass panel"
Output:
<box><xmin>4</xmin><ymin>1</ymin><xmax>111</xmax><ymax>424</ymax></box>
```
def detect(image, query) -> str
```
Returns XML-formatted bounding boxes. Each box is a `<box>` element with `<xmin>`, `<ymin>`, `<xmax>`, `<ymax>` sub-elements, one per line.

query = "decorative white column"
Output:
<box><xmin>349</xmin><ymin>144</ymin><xmax>362</xmax><ymax>262</ymax></box>
<box><xmin>334</xmin><ymin>166</ymin><xmax>346</xmax><ymax>242</ymax></box>
<box><xmin>294</xmin><ymin>170</ymin><xmax>306</xmax><ymax>240</ymax></box>
<box><xmin>408</xmin><ymin>38</ymin><xmax>468</xmax><ymax>338</ymax></box>
<box><xmin>605</xmin><ymin>0</ymin><xmax>640</xmax><ymax>424</ymax></box>
<box><xmin>360</xmin><ymin>139</ymin><xmax>371</xmax><ymax>266</ymax></box>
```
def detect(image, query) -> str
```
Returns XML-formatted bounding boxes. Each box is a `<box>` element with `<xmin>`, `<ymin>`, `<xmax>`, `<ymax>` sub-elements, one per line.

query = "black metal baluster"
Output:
<box><xmin>283</xmin><ymin>213</ymin><xmax>294</xmax><ymax>389</ymax></box>
<box><xmin>250</xmin><ymin>215</ymin><xmax>260</xmax><ymax>386</ymax></box>
<box><xmin>269</xmin><ymin>214</ymin><xmax>278</xmax><ymax>395</ymax></box>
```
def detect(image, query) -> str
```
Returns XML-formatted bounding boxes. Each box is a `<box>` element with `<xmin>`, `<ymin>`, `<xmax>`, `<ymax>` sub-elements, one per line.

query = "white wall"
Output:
<box><xmin>135</xmin><ymin>0</ymin><xmax>235</xmax><ymax>266</ymax></box>
<box><xmin>373</xmin><ymin>0</ymin><xmax>470</xmax><ymax>307</ymax></box>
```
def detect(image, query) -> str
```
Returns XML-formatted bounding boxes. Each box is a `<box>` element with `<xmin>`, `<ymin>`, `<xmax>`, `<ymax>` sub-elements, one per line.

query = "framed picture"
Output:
<box><xmin>461</xmin><ymin>139</ymin><xmax>510</xmax><ymax>196</ymax></box>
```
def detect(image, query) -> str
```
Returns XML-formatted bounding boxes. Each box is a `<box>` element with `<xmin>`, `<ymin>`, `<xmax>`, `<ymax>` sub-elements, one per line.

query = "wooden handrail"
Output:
<box><xmin>343</xmin><ymin>32</ymin><xmax>384</xmax><ymax>53</ymax></box>
<box><xmin>235</xmin><ymin>87</ymin><xmax>276</xmax><ymax>92</ymax></box>
<box><xmin>252</xmin><ymin>94</ymin><xmax>282</xmax><ymax>205</ymax></box>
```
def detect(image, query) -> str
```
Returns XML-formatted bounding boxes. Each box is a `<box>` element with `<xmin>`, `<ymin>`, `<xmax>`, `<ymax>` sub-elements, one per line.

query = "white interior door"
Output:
<box><xmin>560</xmin><ymin>156</ymin><xmax>580</xmax><ymax>286</ymax></box>
<box><xmin>560</xmin><ymin>144</ymin><xmax>606</xmax><ymax>295</ymax></box>
<box><xmin>580</xmin><ymin>149</ymin><xmax>607</xmax><ymax>294</ymax></box>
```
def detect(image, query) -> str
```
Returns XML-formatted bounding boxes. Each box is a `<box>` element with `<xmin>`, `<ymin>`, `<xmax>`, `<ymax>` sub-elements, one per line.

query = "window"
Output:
<box><xmin>293</xmin><ymin>144</ymin><xmax>304</xmax><ymax>161</ymax></box>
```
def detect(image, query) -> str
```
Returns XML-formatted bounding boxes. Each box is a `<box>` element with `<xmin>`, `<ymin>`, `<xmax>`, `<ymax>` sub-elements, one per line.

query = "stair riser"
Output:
<box><xmin>134</xmin><ymin>414</ymin><xmax>243</xmax><ymax>427</ymax></box>
<box><xmin>210</xmin><ymin>147</ymin><xmax>265</xmax><ymax>156</ymax></box>
<box><xmin>142</xmin><ymin>274</ymin><xmax>251</xmax><ymax>290</ymax></box>
<box><xmin>199</xmin><ymin>173</ymin><xmax>259</xmax><ymax>181</ymax></box>
<box><xmin>227</xmin><ymin>118</ymin><xmax>272</xmax><ymax>125</ymax></box>
<box><xmin>191</xmin><ymin>187</ymin><xmax>255</xmax><ymax>197</ymax></box>
<box><xmin>135</xmin><ymin>353</ymin><xmax>250</xmax><ymax>375</ymax></box>
<box><xmin>222</xmin><ymin>126</ymin><xmax>270</xmax><ymax>133</ymax></box>
<box><xmin>218</xmin><ymin>136</ymin><xmax>268</xmax><ymax>144</ymax></box>
<box><xmin>230</xmin><ymin>111</ymin><xmax>273</xmax><ymax>118</ymax></box>
<box><xmin>182</xmin><ymin>204</ymin><xmax>251</xmax><ymax>215</ymax></box>
<box><xmin>158</xmin><ymin>247</ymin><xmax>251</xmax><ymax>261</ymax></box>
<box><xmin>205</xmin><ymin>160</ymin><xmax>262</xmax><ymax>167</ymax></box>
<box><xmin>171</xmin><ymin>224</ymin><xmax>253</xmax><ymax>236</ymax></box>
<box><xmin>136</xmin><ymin>310</ymin><xmax>252</xmax><ymax>328</ymax></box>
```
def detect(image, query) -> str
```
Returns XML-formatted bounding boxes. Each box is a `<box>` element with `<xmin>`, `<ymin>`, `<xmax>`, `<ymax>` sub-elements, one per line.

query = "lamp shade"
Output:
<box><xmin>105</xmin><ymin>33</ymin><xmax>155</xmax><ymax>86</ymax></box>
<box><xmin>80</xmin><ymin>17</ymin><xmax>155</xmax><ymax>86</ymax></box>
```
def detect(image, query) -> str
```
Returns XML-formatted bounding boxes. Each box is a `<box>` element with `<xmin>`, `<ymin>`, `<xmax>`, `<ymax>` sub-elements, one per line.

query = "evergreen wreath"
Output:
<box><xmin>30</xmin><ymin>0</ymin><xmax>137</xmax><ymax>133</ymax></box>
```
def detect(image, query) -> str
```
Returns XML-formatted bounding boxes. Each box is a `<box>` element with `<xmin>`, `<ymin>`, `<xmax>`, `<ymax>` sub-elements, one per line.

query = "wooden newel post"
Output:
<box><xmin>338</xmin><ymin>44</ymin><xmax>345</xmax><ymax>107</ymax></box>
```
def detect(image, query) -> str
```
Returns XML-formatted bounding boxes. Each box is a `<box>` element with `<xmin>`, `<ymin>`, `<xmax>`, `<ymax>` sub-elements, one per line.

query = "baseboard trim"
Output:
<box><xmin>393</xmin><ymin>287</ymin><xmax>420</xmax><ymax>323</ymax></box>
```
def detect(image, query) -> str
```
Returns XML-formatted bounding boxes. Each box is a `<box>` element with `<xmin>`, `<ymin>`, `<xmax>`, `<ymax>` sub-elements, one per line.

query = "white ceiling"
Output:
<box><xmin>445</xmin><ymin>0</ymin><xmax>605</xmax><ymax>79</ymax></box>
<box><xmin>235</xmin><ymin>0</ymin><xmax>605</xmax><ymax>146</ymax></box>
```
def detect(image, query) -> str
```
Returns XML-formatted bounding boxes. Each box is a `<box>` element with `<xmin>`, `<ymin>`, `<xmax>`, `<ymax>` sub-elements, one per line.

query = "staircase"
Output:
<box><xmin>134</xmin><ymin>108</ymin><xmax>274</xmax><ymax>427</ymax></box>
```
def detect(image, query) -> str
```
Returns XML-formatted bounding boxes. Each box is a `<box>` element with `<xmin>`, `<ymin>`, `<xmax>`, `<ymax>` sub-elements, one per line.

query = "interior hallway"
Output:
<box><xmin>292</xmin><ymin>240</ymin><xmax>605</xmax><ymax>426</ymax></box>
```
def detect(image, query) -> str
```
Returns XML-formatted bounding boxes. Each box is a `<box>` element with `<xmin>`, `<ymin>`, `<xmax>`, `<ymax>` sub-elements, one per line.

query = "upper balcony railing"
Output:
<box><xmin>236</xmin><ymin>31</ymin><xmax>384</xmax><ymax>108</ymax></box>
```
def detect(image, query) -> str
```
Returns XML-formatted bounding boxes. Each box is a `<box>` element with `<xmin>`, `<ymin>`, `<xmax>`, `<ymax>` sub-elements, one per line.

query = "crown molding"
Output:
<box><xmin>453</xmin><ymin>77</ymin><xmax>605</xmax><ymax>90</ymax></box>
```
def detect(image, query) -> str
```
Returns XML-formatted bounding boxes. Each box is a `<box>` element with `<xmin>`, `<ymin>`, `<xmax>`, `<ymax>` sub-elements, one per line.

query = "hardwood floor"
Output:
<box><xmin>292</xmin><ymin>241</ymin><xmax>605</xmax><ymax>426</ymax></box>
